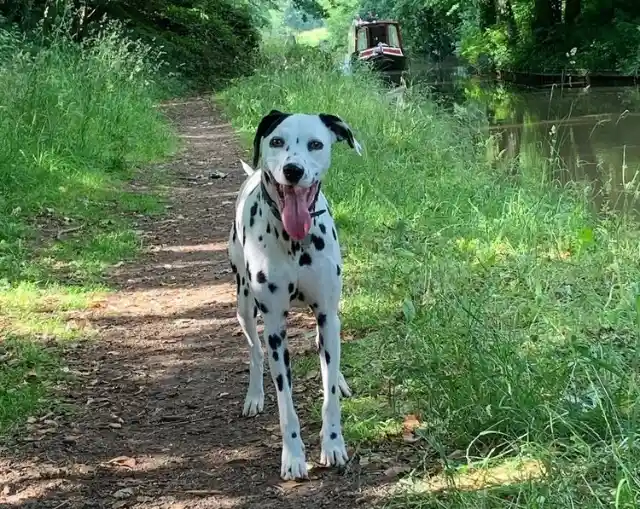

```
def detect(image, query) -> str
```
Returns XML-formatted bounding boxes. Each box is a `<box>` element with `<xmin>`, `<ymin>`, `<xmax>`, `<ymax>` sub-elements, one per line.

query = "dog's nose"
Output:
<box><xmin>282</xmin><ymin>163</ymin><xmax>304</xmax><ymax>184</ymax></box>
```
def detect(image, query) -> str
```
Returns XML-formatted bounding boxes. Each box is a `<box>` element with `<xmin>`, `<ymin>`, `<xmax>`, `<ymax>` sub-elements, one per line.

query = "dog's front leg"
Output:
<box><xmin>261</xmin><ymin>302</ymin><xmax>308</xmax><ymax>480</ymax></box>
<box><xmin>316</xmin><ymin>310</ymin><xmax>348</xmax><ymax>467</ymax></box>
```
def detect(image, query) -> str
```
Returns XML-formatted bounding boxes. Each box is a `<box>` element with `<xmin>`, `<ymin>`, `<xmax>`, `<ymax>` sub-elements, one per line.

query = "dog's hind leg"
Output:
<box><xmin>316</xmin><ymin>328</ymin><xmax>351</xmax><ymax>398</ymax></box>
<box><xmin>315</xmin><ymin>310</ymin><xmax>348</xmax><ymax>468</ymax></box>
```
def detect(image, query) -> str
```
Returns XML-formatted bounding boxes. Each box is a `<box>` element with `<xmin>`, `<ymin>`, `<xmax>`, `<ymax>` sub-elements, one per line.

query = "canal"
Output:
<box><xmin>408</xmin><ymin>60</ymin><xmax>640</xmax><ymax>216</ymax></box>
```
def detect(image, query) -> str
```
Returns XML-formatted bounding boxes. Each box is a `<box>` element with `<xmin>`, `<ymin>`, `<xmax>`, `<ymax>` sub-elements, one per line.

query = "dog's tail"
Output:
<box><xmin>240</xmin><ymin>159</ymin><xmax>255</xmax><ymax>176</ymax></box>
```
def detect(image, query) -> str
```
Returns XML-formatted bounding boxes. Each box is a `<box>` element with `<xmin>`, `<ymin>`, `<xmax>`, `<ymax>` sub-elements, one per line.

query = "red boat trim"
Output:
<box><xmin>358</xmin><ymin>47</ymin><xmax>404</xmax><ymax>59</ymax></box>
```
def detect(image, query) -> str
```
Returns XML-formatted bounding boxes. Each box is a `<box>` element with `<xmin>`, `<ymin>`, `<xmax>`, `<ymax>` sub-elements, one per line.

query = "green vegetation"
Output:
<box><xmin>0</xmin><ymin>0</ymin><xmax>261</xmax><ymax>87</ymax></box>
<box><xmin>0</xmin><ymin>17</ymin><xmax>176</xmax><ymax>433</ymax></box>
<box><xmin>289</xmin><ymin>0</ymin><xmax>640</xmax><ymax>73</ymax></box>
<box><xmin>219</xmin><ymin>48</ymin><xmax>640</xmax><ymax>507</ymax></box>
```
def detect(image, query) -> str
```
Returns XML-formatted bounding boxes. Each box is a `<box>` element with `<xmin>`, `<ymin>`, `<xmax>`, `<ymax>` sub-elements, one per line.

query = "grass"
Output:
<box><xmin>295</xmin><ymin>27</ymin><xmax>329</xmax><ymax>46</ymax></box>
<box><xmin>0</xmin><ymin>19</ymin><xmax>176</xmax><ymax>434</ymax></box>
<box><xmin>218</xmin><ymin>45</ymin><xmax>640</xmax><ymax>507</ymax></box>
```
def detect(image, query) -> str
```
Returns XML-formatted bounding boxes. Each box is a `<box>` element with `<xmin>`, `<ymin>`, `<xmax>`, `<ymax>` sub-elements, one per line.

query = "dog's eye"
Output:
<box><xmin>308</xmin><ymin>140</ymin><xmax>324</xmax><ymax>151</ymax></box>
<box><xmin>269</xmin><ymin>137</ymin><xmax>285</xmax><ymax>148</ymax></box>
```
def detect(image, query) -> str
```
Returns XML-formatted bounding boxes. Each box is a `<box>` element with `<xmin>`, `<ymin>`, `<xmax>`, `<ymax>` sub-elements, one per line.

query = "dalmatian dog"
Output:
<box><xmin>227</xmin><ymin>110</ymin><xmax>362</xmax><ymax>480</ymax></box>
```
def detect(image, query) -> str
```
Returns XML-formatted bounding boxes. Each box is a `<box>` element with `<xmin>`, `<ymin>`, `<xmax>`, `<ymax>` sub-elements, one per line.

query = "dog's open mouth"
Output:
<box><xmin>275</xmin><ymin>182</ymin><xmax>319</xmax><ymax>241</ymax></box>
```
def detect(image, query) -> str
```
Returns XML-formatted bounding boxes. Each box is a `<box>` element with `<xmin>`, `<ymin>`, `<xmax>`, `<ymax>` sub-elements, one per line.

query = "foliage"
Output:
<box><xmin>0</xmin><ymin>16</ymin><xmax>175</xmax><ymax>432</ymax></box>
<box><xmin>0</xmin><ymin>0</ymin><xmax>261</xmax><ymax>86</ymax></box>
<box><xmin>305</xmin><ymin>0</ymin><xmax>640</xmax><ymax>72</ymax></box>
<box><xmin>219</xmin><ymin>46</ymin><xmax>640</xmax><ymax>508</ymax></box>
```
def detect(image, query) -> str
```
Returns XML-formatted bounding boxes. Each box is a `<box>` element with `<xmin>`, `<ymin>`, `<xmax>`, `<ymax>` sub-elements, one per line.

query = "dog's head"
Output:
<box><xmin>252</xmin><ymin>110</ymin><xmax>362</xmax><ymax>240</ymax></box>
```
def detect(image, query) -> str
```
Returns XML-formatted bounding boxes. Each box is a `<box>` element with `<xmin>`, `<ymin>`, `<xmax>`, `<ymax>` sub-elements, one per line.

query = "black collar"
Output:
<box><xmin>260</xmin><ymin>174</ymin><xmax>326</xmax><ymax>222</ymax></box>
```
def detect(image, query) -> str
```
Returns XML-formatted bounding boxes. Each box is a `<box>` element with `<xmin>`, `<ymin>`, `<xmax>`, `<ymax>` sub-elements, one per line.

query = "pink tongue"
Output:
<box><xmin>282</xmin><ymin>187</ymin><xmax>311</xmax><ymax>240</ymax></box>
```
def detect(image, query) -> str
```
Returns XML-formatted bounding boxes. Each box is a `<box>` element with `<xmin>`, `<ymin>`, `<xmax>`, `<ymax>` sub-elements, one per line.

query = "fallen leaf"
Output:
<box><xmin>63</xmin><ymin>435</ymin><xmax>80</xmax><ymax>444</ymax></box>
<box><xmin>276</xmin><ymin>480</ymin><xmax>304</xmax><ymax>492</ymax></box>
<box><xmin>402</xmin><ymin>414</ymin><xmax>420</xmax><ymax>433</ymax></box>
<box><xmin>112</xmin><ymin>487</ymin><xmax>134</xmax><ymax>499</ymax></box>
<box><xmin>108</xmin><ymin>456</ymin><xmax>136</xmax><ymax>469</ymax></box>
<box><xmin>383</xmin><ymin>465</ymin><xmax>411</xmax><ymax>479</ymax></box>
<box><xmin>108</xmin><ymin>423</ymin><xmax>122</xmax><ymax>429</ymax></box>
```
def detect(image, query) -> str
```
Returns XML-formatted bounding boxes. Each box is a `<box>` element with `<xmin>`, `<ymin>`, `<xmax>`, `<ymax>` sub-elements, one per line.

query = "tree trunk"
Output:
<box><xmin>478</xmin><ymin>0</ymin><xmax>497</xmax><ymax>29</ymax></box>
<box><xmin>564</xmin><ymin>0</ymin><xmax>581</xmax><ymax>25</ymax></box>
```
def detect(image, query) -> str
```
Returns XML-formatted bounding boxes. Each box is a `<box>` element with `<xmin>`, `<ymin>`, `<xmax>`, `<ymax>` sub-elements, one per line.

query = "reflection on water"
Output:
<box><xmin>409</xmin><ymin>60</ymin><xmax>640</xmax><ymax>215</ymax></box>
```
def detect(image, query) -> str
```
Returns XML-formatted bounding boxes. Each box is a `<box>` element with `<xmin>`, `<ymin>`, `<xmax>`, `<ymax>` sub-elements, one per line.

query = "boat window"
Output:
<box><xmin>388</xmin><ymin>25</ymin><xmax>400</xmax><ymax>47</ymax></box>
<box><xmin>356</xmin><ymin>28</ymin><xmax>368</xmax><ymax>51</ymax></box>
<box><xmin>369</xmin><ymin>25</ymin><xmax>387</xmax><ymax>46</ymax></box>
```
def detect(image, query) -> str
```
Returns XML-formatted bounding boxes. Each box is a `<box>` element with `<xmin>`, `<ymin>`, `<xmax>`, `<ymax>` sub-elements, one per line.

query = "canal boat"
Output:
<box><xmin>347</xmin><ymin>19</ymin><xmax>408</xmax><ymax>80</ymax></box>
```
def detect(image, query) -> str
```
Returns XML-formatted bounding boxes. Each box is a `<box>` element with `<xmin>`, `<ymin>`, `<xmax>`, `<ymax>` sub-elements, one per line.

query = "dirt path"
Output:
<box><xmin>0</xmin><ymin>99</ymin><xmax>391</xmax><ymax>508</ymax></box>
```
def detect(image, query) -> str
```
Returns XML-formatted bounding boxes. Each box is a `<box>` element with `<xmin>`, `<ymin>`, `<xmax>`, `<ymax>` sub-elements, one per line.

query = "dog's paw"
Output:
<box><xmin>320</xmin><ymin>432</ymin><xmax>348</xmax><ymax>467</ymax></box>
<box><xmin>242</xmin><ymin>391</ymin><xmax>264</xmax><ymax>417</ymax></box>
<box><xmin>338</xmin><ymin>372</ymin><xmax>352</xmax><ymax>398</ymax></box>
<box><xmin>281</xmin><ymin>439</ymin><xmax>308</xmax><ymax>480</ymax></box>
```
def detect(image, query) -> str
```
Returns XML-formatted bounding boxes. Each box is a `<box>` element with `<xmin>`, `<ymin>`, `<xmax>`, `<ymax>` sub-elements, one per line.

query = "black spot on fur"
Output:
<box><xmin>272</xmin><ymin>350</ymin><xmax>279</xmax><ymax>361</ymax></box>
<box><xmin>332</xmin><ymin>227</ymin><xmax>337</xmax><ymax>240</ymax></box>
<box><xmin>287</xmin><ymin>368</ymin><xmax>292</xmax><ymax>388</ymax></box>
<box><xmin>249</xmin><ymin>217</ymin><xmax>254</xmax><ymax>228</ymax></box>
<box><xmin>268</xmin><ymin>333</ymin><xmax>282</xmax><ymax>351</ymax></box>
<box><xmin>283</xmin><ymin>310</ymin><xmax>289</xmax><ymax>317</ymax></box>
<box><xmin>246</xmin><ymin>264</ymin><xmax>252</xmax><ymax>281</ymax></box>
<box><xmin>317</xmin><ymin>313</ymin><xmax>327</xmax><ymax>327</ymax></box>
<box><xmin>319</xmin><ymin>333</ymin><xmax>324</xmax><ymax>347</ymax></box>
<box><xmin>297</xmin><ymin>291</ymin><xmax>305</xmax><ymax>302</ymax></box>
<box><xmin>243</xmin><ymin>288</ymin><xmax>249</xmax><ymax>297</ymax></box>
<box><xmin>331</xmin><ymin>385</ymin><xmax>336</xmax><ymax>395</ymax></box>
<box><xmin>325</xmin><ymin>350</ymin><xmax>331</xmax><ymax>364</ymax></box>
<box><xmin>290</xmin><ymin>290</ymin><xmax>298</xmax><ymax>302</ymax></box>
<box><xmin>257</xmin><ymin>271</ymin><xmax>267</xmax><ymax>284</ymax></box>
<box><xmin>232</xmin><ymin>224</ymin><xmax>237</xmax><ymax>242</ymax></box>
<box><xmin>291</xmin><ymin>432</ymin><xmax>297</xmax><ymax>438</ymax></box>
<box><xmin>259</xmin><ymin>208</ymin><xmax>262</xmax><ymax>217</ymax></box>
<box><xmin>311</xmin><ymin>234</ymin><xmax>325</xmax><ymax>251</ymax></box>
<box><xmin>259</xmin><ymin>302</ymin><xmax>269</xmax><ymax>314</ymax></box>
<box><xmin>280</xmin><ymin>330</ymin><xmax>286</xmax><ymax>340</ymax></box>
<box><xmin>282</xmin><ymin>229</ymin><xmax>290</xmax><ymax>241</ymax></box>
<box><xmin>230</xmin><ymin>263</ymin><xmax>237</xmax><ymax>273</ymax></box>
<box><xmin>299</xmin><ymin>252</ymin><xmax>312</xmax><ymax>266</ymax></box>
<box><xmin>337</xmin><ymin>265</ymin><xmax>341</xmax><ymax>276</ymax></box>
<box><xmin>235</xmin><ymin>273</ymin><xmax>240</xmax><ymax>293</ymax></box>
<box><xmin>254</xmin><ymin>306</ymin><xmax>258</xmax><ymax>318</ymax></box>
<box><xmin>258</xmin><ymin>235</ymin><xmax>263</xmax><ymax>242</ymax></box>
<box><xmin>274</xmin><ymin>228</ymin><xmax>280</xmax><ymax>239</ymax></box>
<box><xmin>243</xmin><ymin>227</ymin><xmax>246</xmax><ymax>245</ymax></box>
<box><xmin>288</xmin><ymin>282</ymin><xmax>294</xmax><ymax>293</ymax></box>
<box><xmin>312</xmin><ymin>302</ymin><xmax>319</xmax><ymax>309</ymax></box>
<box><xmin>291</xmin><ymin>241</ymin><xmax>301</xmax><ymax>254</ymax></box>
<box><xmin>250</xmin><ymin>201</ymin><xmax>258</xmax><ymax>217</ymax></box>
<box><xmin>264</xmin><ymin>171</ymin><xmax>271</xmax><ymax>184</ymax></box>
<box><xmin>319</xmin><ymin>223</ymin><xmax>326</xmax><ymax>235</ymax></box>
<box><xmin>283</xmin><ymin>349</ymin><xmax>290</xmax><ymax>367</ymax></box>
<box><xmin>241</xmin><ymin>276</ymin><xmax>245</xmax><ymax>286</ymax></box>
<box><xmin>276</xmin><ymin>374</ymin><xmax>284</xmax><ymax>391</ymax></box>
<box><xmin>330</xmin><ymin>432</ymin><xmax>337</xmax><ymax>440</ymax></box>
<box><xmin>268</xmin><ymin>283</ymin><xmax>278</xmax><ymax>293</ymax></box>
<box><xmin>266</xmin><ymin>223</ymin><xmax>271</xmax><ymax>234</ymax></box>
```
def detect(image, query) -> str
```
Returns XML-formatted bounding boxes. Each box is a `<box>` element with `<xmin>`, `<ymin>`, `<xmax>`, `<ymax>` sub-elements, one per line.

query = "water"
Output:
<box><xmin>407</xmin><ymin>59</ymin><xmax>640</xmax><ymax>215</ymax></box>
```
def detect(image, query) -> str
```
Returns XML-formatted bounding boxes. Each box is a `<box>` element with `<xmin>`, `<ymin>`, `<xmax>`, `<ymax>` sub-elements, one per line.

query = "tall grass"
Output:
<box><xmin>0</xmin><ymin>18</ymin><xmax>175</xmax><ymax>433</ymax></box>
<box><xmin>218</xmin><ymin>47</ymin><xmax>640</xmax><ymax>507</ymax></box>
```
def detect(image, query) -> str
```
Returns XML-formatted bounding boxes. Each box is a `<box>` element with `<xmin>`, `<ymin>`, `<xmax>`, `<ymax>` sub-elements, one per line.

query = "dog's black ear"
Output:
<box><xmin>318</xmin><ymin>114</ymin><xmax>363</xmax><ymax>155</ymax></box>
<box><xmin>253</xmin><ymin>110</ymin><xmax>290</xmax><ymax>167</ymax></box>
